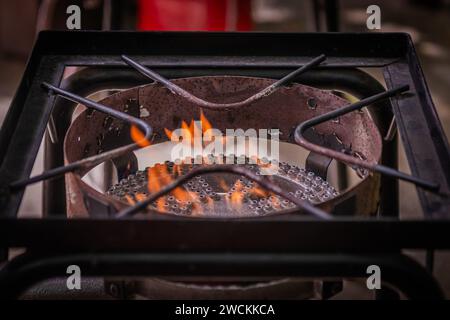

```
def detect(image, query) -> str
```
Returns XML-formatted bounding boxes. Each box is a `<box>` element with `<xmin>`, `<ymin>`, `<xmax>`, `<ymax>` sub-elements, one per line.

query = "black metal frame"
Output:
<box><xmin>0</xmin><ymin>31</ymin><xmax>449</xmax><ymax>299</ymax></box>
<box><xmin>0</xmin><ymin>251</ymin><xmax>442</xmax><ymax>300</ymax></box>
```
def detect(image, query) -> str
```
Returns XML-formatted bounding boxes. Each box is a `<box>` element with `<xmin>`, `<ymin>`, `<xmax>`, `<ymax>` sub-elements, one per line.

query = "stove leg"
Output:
<box><xmin>379</xmin><ymin>132</ymin><xmax>399</xmax><ymax>217</ymax></box>
<box><xmin>426</xmin><ymin>250</ymin><xmax>434</xmax><ymax>273</ymax></box>
<box><xmin>376</xmin><ymin>127</ymin><xmax>400</xmax><ymax>300</ymax></box>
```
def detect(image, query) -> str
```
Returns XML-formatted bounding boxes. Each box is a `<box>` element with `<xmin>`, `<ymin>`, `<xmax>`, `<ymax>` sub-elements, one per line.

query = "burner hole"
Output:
<box><xmin>86</xmin><ymin>109</ymin><xmax>95</xmax><ymax>118</ymax></box>
<box><xmin>103</xmin><ymin>116</ymin><xmax>113</xmax><ymax>129</ymax></box>
<box><xmin>83</xmin><ymin>144</ymin><xmax>91</xmax><ymax>156</ymax></box>
<box><xmin>307</xmin><ymin>98</ymin><xmax>317</xmax><ymax>109</ymax></box>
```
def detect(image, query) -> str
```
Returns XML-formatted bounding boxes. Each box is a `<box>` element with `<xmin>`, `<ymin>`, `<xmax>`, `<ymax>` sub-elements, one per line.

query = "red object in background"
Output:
<box><xmin>137</xmin><ymin>0</ymin><xmax>252</xmax><ymax>31</ymax></box>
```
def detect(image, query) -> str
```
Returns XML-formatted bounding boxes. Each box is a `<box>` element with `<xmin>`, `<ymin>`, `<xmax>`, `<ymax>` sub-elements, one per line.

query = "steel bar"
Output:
<box><xmin>384</xmin><ymin>60</ymin><xmax>450</xmax><ymax>218</ymax></box>
<box><xmin>121</xmin><ymin>54</ymin><xmax>327</xmax><ymax>109</ymax></box>
<box><xmin>116</xmin><ymin>165</ymin><xmax>333</xmax><ymax>220</ymax></box>
<box><xmin>8</xmin><ymin>83</ymin><xmax>153</xmax><ymax>190</ymax></box>
<box><xmin>3</xmin><ymin>218</ymin><xmax>450</xmax><ymax>252</ymax></box>
<box><xmin>0</xmin><ymin>251</ymin><xmax>442</xmax><ymax>300</ymax></box>
<box><xmin>294</xmin><ymin>85</ymin><xmax>443</xmax><ymax>195</ymax></box>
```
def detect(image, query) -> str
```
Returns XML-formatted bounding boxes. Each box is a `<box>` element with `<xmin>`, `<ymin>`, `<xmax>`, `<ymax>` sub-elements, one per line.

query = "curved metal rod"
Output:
<box><xmin>121</xmin><ymin>54</ymin><xmax>327</xmax><ymax>110</ymax></box>
<box><xmin>9</xmin><ymin>83</ymin><xmax>153</xmax><ymax>190</ymax></box>
<box><xmin>116</xmin><ymin>164</ymin><xmax>333</xmax><ymax>220</ymax></box>
<box><xmin>294</xmin><ymin>85</ymin><xmax>443</xmax><ymax>194</ymax></box>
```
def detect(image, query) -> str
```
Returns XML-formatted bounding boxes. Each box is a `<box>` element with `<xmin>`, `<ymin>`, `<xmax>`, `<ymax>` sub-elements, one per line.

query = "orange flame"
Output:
<box><xmin>144</xmin><ymin>162</ymin><xmax>195</xmax><ymax>213</ymax></box>
<box><xmin>135</xmin><ymin>157</ymin><xmax>275</xmax><ymax>215</ymax></box>
<box><xmin>227</xmin><ymin>180</ymin><xmax>244</xmax><ymax>210</ymax></box>
<box><xmin>172</xmin><ymin>187</ymin><xmax>190</xmax><ymax>202</ymax></box>
<box><xmin>200</xmin><ymin>110</ymin><xmax>213</xmax><ymax>139</ymax></box>
<box><xmin>219</xmin><ymin>179</ymin><xmax>228</xmax><ymax>192</ymax></box>
<box><xmin>133</xmin><ymin>111</ymin><xmax>276</xmax><ymax>215</ymax></box>
<box><xmin>248</xmin><ymin>184</ymin><xmax>270</xmax><ymax>198</ymax></box>
<box><xmin>130</xmin><ymin>125</ymin><xmax>151</xmax><ymax>147</ymax></box>
<box><xmin>135</xmin><ymin>193</ymin><xmax>146</xmax><ymax>202</ymax></box>
<box><xmin>147</xmin><ymin>165</ymin><xmax>165</xmax><ymax>211</ymax></box>
<box><xmin>191</xmin><ymin>202</ymin><xmax>204</xmax><ymax>217</ymax></box>
<box><xmin>164</xmin><ymin>110</ymin><xmax>214</xmax><ymax>144</ymax></box>
<box><xmin>164</xmin><ymin>128</ymin><xmax>173</xmax><ymax>140</ymax></box>
<box><xmin>124</xmin><ymin>194</ymin><xmax>136</xmax><ymax>205</ymax></box>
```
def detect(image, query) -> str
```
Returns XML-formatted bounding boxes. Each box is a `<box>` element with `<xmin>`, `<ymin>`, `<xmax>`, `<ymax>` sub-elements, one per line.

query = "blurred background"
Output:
<box><xmin>0</xmin><ymin>0</ymin><xmax>449</xmax><ymax>298</ymax></box>
<box><xmin>1</xmin><ymin>0</ymin><xmax>449</xmax><ymax>135</ymax></box>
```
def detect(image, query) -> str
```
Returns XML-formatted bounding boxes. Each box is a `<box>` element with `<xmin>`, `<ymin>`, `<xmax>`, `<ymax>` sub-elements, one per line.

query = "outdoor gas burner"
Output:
<box><xmin>0</xmin><ymin>31</ymin><xmax>449</xmax><ymax>300</ymax></box>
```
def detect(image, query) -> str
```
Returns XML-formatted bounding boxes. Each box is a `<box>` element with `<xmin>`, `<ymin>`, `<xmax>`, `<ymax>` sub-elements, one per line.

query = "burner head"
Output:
<box><xmin>106</xmin><ymin>158</ymin><xmax>339</xmax><ymax>217</ymax></box>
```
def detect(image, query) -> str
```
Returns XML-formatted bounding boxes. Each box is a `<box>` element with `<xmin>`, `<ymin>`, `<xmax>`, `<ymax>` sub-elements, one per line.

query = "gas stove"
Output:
<box><xmin>0</xmin><ymin>31</ymin><xmax>449</xmax><ymax>300</ymax></box>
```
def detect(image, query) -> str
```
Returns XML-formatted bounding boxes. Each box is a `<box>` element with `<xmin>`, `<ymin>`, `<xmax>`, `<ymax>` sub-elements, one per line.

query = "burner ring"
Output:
<box><xmin>106</xmin><ymin>157</ymin><xmax>340</xmax><ymax>218</ymax></box>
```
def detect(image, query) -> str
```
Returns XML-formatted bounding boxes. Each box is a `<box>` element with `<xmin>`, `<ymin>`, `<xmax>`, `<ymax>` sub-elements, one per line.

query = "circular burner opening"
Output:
<box><xmin>81</xmin><ymin>139</ymin><xmax>360</xmax><ymax>218</ymax></box>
